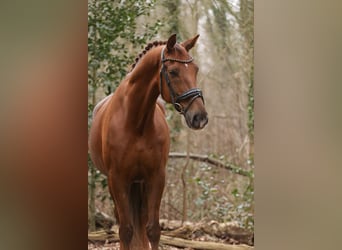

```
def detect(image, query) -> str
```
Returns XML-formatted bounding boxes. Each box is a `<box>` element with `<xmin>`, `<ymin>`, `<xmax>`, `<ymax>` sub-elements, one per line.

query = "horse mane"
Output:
<box><xmin>130</xmin><ymin>40</ymin><xmax>167</xmax><ymax>71</ymax></box>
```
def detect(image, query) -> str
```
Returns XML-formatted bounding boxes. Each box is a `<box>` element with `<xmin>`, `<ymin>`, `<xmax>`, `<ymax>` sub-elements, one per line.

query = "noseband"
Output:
<box><xmin>159</xmin><ymin>47</ymin><xmax>204</xmax><ymax>114</ymax></box>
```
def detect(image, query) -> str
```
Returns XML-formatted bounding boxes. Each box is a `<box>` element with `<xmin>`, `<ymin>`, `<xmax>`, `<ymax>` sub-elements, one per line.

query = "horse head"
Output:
<box><xmin>159</xmin><ymin>34</ymin><xmax>208</xmax><ymax>130</ymax></box>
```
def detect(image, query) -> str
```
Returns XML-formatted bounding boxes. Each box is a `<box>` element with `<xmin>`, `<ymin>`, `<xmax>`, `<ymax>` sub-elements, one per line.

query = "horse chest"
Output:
<box><xmin>133</xmin><ymin>138</ymin><xmax>162</xmax><ymax>162</ymax></box>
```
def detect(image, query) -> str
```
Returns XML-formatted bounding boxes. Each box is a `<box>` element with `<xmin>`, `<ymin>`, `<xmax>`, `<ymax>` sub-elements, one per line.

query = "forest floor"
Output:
<box><xmin>88</xmin><ymin>218</ymin><xmax>253</xmax><ymax>250</ymax></box>
<box><xmin>88</xmin><ymin>243</ymin><xmax>200</xmax><ymax>249</ymax></box>
<box><xmin>88</xmin><ymin>242</ymin><xmax>187</xmax><ymax>250</ymax></box>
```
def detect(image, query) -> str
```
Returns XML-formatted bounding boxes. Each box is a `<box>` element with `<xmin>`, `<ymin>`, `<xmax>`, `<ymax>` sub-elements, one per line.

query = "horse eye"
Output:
<box><xmin>169</xmin><ymin>69</ymin><xmax>178</xmax><ymax>76</ymax></box>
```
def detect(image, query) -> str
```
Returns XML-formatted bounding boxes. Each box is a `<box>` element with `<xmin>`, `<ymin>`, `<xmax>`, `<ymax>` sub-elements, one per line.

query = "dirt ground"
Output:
<box><xmin>88</xmin><ymin>242</ymin><xmax>191</xmax><ymax>250</ymax></box>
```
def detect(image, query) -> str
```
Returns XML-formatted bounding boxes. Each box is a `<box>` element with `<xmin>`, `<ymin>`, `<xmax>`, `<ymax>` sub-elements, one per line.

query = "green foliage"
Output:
<box><xmin>161</xmin><ymin>0</ymin><xmax>180</xmax><ymax>36</ymax></box>
<box><xmin>248</xmin><ymin>63</ymin><xmax>254</xmax><ymax>141</ymax></box>
<box><xmin>230</xmin><ymin>174</ymin><xmax>254</xmax><ymax>231</ymax></box>
<box><xmin>192</xmin><ymin>157</ymin><xmax>254</xmax><ymax>231</ymax></box>
<box><xmin>88</xmin><ymin>103</ymin><xmax>94</xmax><ymax>129</ymax></box>
<box><xmin>88</xmin><ymin>0</ymin><xmax>162</xmax><ymax>95</ymax></box>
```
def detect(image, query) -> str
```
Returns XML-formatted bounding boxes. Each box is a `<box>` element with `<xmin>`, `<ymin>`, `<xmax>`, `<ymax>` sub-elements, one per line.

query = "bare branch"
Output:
<box><xmin>169</xmin><ymin>152</ymin><xmax>252</xmax><ymax>177</ymax></box>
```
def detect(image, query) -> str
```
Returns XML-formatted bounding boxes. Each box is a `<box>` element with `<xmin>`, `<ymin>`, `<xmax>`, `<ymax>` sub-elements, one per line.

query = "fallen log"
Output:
<box><xmin>161</xmin><ymin>235</ymin><xmax>253</xmax><ymax>250</ymax></box>
<box><xmin>88</xmin><ymin>230</ymin><xmax>253</xmax><ymax>250</ymax></box>
<box><xmin>88</xmin><ymin>230</ymin><xmax>119</xmax><ymax>241</ymax></box>
<box><xmin>160</xmin><ymin>220</ymin><xmax>253</xmax><ymax>245</ymax></box>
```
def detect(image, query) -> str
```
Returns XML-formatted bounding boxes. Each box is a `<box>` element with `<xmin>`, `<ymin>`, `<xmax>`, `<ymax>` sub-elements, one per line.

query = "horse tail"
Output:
<box><xmin>130</xmin><ymin>182</ymin><xmax>149</xmax><ymax>250</ymax></box>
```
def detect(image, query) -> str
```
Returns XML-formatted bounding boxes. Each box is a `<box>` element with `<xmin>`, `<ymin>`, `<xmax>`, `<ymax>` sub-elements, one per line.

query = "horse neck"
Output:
<box><xmin>124</xmin><ymin>47</ymin><xmax>163</xmax><ymax>132</ymax></box>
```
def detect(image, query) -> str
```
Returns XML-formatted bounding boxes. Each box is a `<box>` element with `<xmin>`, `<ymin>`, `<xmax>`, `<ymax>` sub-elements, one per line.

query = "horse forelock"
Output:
<box><xmin>173</xmin><ymin>43</ymin><xmax>192</xmax><ymax>60</ymax></box>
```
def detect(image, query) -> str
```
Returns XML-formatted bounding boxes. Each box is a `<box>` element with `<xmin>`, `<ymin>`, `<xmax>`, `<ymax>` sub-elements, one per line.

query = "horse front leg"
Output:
<box><xmin>108</xmin><ymin>178</ymin><xmax>120</xmax><ymax>225</ymax></box>
<box><xmin>108</xmin><ymin>173</ymin><xmax>133</xmax><ymax>250</ymax></box>
<box><xmin>145</xmin><ymin>171</ymin><xmax>165</xmax><ymax>250</ymax></box>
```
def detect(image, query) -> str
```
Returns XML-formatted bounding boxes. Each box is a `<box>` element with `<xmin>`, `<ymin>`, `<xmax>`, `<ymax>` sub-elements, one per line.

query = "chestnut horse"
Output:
<box><xmin>89</xmin><ymin>34</ymin><xmax>208</xmax><ymax>250</ymax></box>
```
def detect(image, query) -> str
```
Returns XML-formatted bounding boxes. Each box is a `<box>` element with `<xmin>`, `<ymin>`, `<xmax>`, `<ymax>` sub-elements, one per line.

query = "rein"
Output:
<box><xmin>159</xmin><ymin>47</ymin><xmax>204</xmax><ymax>114</ymax></box>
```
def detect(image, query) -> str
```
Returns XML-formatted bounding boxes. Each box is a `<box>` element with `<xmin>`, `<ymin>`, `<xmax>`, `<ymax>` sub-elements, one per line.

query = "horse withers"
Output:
<box><xmin>89</xmin><ymin>34</ymin><xmax>208</xmax><ymax>250</ymax></box>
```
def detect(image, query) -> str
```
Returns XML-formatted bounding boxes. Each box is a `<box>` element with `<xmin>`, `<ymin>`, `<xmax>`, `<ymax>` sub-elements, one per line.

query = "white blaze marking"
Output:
<box><xmin>185</xmin><ymin>63</ymin><xmax>188</xmax><ymax>68</ymax></box>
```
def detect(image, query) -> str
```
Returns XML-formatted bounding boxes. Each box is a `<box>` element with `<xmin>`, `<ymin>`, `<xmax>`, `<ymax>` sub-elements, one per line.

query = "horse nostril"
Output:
<box><xmin>192</xmin><ymin>112</ymin><xmax>208</xmax><ymax>129</ymax></box>
<box><xmin>193</xmin><ymin>114</ymin><xmax>200</xmax><ymax>123</ymax></box>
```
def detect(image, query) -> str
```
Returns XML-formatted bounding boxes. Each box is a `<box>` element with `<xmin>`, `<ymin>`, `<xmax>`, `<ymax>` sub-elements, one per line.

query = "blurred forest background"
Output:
<box><xmin>88</xmin><ymin>0</ymin><xmax>254</xmax><ymax>235</ymax></box>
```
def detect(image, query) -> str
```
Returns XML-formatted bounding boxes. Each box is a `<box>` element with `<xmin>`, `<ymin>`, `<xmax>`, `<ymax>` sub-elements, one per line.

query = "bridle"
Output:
<box><xmin>159</xmin><ymin>47</ymin><xmax>204</xmax><ymax>114</ymax></box>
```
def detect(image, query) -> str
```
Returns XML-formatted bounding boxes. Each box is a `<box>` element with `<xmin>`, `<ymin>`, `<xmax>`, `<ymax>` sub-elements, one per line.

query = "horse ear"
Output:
<box><xmin>167</xmin><ymin>34</ymin><xmax>177</xmax><ymax>52</ymax></box>
<box><xmin>181</xmin><ymin>34</ymin><xmax>200</xmax><ymax>51</ymax></box>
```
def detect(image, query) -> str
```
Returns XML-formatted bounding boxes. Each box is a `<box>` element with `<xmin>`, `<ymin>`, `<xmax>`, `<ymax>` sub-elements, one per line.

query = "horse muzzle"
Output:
<box><xmin>185</xmin><ymin>110</ymin><xmax>208</xmax><ymax>130</ymax></box>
